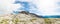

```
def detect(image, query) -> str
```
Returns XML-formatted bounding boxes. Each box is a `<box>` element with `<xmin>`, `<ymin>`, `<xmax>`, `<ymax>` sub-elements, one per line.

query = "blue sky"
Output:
<box><xmin>0</xmin><ymin>0</ymin><xmax>60</xmax><ymax>16</ymax></box>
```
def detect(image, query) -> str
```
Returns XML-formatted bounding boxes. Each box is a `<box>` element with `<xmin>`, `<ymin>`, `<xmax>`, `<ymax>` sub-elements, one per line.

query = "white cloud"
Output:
<box><xmin>34</xmin><ymin>0</ymin><xmax>60</xmax><ymax>15</ymax></box>
<box><xmin>0</xmin><ymin>0</ymin><xmax>20</xmax><ymax>14</ymax></box>
<box><xmin>0</xmin><ymin>0</ymin><xmax>60</xmax><ymax>16</ymax></box>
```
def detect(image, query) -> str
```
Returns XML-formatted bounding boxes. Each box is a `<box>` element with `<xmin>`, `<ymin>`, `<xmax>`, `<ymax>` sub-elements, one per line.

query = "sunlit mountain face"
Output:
<box><xmin>0</xmin><ymin>0</ymin><xmax>60</xmax><ymax>16</ymax></box>
<box><xmin>1</xmin><ymin>0</ymin><xmax>60</xmax><ymax>24</ymax></box>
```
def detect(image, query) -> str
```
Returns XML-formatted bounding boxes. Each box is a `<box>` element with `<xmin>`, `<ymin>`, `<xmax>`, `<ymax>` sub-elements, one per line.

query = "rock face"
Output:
<box><xmin>0</xmin><ymin>11</ymin><xmax>45</xmax><ymax>24</ymax></box>
<box><xmin>44</xmin><ymin>18</ymin><xmax>60</xmax><ymax>24</ymax></box>
<box><xmin>0</xmin><ymin>11</ymin><xmax>60</xmax><ymax>24</ymax></box>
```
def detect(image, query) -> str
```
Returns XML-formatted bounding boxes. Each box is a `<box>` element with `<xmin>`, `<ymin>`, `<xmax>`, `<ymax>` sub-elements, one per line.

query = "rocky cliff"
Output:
<box><xmin>0</xmin><ymin>11</ymin><xmax>45</xmax><ymax>24</ymax></box>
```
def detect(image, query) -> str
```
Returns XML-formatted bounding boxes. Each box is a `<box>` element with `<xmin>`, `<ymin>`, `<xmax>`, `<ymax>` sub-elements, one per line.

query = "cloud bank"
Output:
<box><xmin>0</xmin><ymin>0</ymin><xmax>60</xmax><ymax>16</ymax></box>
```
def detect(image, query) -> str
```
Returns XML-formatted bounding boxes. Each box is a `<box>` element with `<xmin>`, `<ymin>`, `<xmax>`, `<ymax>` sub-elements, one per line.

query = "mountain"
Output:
<box><xmin>0</xmin><ymin>11</ymin><xmax>45</xmax><ymax>24</ymax></box>
<box><xmin>0</xmin><ymin>11</ymin><xmax>60</xmax><ymax>24</ymax></box>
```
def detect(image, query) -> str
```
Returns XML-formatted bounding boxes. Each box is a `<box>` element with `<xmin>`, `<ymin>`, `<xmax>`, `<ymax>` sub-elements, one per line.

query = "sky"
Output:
<box><xmin>0</xmin><ymin>0</ymin><xmax>60</xmax><ymax>16</ymax></box>
<box><xmin>0</xmin><ymin>0</ymin><xmax>20</xmax><ymax>15</ymax></box>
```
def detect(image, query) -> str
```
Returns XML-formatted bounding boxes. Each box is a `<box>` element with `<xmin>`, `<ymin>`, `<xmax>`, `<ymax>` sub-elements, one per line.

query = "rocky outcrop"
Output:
<box><xmin>0</xmin><ymin>11</ymin><xmax>60</xmax><ymax>24</ymax></box>
<box><xmin>0</xmin><ymin>11</ymin><xmax>45</xmax><ymax>24</ymax></box>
